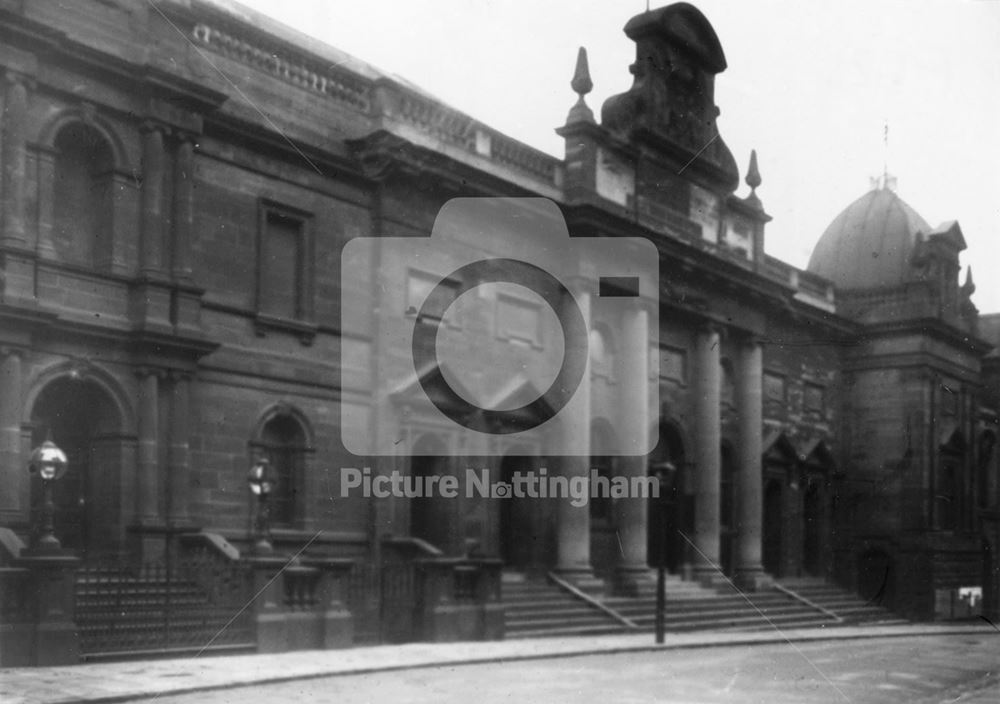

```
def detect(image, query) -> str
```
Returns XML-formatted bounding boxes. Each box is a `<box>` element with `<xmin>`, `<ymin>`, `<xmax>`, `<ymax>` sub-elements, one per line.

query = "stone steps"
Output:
<box><xmin>501</xmin><ymin>571</ymin><xmax>908</xmax><ymax>639</ymax></box>
<box><xmin>502</xmin><ymin>575</ymin><xmax>627</xmax><ymax>639</ymax></box>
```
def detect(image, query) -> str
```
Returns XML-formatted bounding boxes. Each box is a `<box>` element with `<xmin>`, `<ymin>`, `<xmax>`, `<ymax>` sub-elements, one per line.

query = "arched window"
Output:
<box><xmin>53</xmin><ymin>123</ymin><xmax>114</xmax><ymax>267</ymax></box>
<box><xmin>254</xmin><ymin>412</ymin><xmax>309</xmax><ymax>528</ymax></box>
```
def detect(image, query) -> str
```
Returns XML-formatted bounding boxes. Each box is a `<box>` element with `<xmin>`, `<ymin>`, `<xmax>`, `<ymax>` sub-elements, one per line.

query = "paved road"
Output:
<box><xmin>140</xmin><ymin>634</ymin><xmax>999</xmax><ymax>704</ymax></box>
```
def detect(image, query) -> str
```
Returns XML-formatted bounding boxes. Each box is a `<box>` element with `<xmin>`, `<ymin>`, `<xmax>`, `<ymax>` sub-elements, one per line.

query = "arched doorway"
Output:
<box><xmin>647</xmin><ymin>422</ymin><xmax>687</xmax><ymax>573</ymax></box>
<box><xmin>252</xmin><ymin>409</ymin><xmax>310</xmax><ymax>529</ymax></box>
<box><xmin>410</xmin><ymin>434</ymin><xmax>450</xmax><ymax>551</ymax></box>
<box><xmin>29</xmin><ymin>376</ymin><xmax>123</xmax><ymax>556</ymax></box>
<box><xmin>498</xmin><ymin>449</ymin><xmax>539</xmax><ymax>569</ymax></box>
<box><xmin>762</xmin><ymin>480</ymin><xmax>782</xmax><ymax>577</ymax></box>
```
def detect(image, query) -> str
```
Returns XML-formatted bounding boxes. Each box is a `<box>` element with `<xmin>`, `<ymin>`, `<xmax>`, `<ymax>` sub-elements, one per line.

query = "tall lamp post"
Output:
<box><xmin>248</xmin><ymin>456</ymin><xmax>274</xmax><ymax>554</ymax></box>
<box><xmin>651</xmin><ymin>460</ymin><xmax>676</xmax><ymax>644</ymax></box>
<box><xmin>29</xmin><ymin>439</ymin><xmax>69</xmax><ymax>553</ymax></box>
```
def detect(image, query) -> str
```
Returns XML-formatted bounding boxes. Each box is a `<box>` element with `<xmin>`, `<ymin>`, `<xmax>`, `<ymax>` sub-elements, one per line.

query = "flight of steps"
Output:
<box><xmin>503</xmin><ymin>571</ymin><xmax>908</xmax><ymax>639</ymax></box>
<box><xmin>772</xmin><ymin>577</ymin><xmax>909</xmax><ymax>626</ymax></box>
<box><xmin>502</xmin><ymin>572</ymin><xmax>627</xmax><ymax>638</ymax></box>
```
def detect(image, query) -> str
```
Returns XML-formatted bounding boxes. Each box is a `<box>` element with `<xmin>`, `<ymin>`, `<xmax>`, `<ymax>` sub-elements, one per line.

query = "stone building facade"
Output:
<box><xmin>0</xmin><ymin>0</ymin><xmax>997</xmax><ymax>648</ymax></box>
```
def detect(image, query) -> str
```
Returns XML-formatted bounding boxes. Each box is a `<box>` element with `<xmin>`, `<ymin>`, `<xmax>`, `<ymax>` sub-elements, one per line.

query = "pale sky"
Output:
<box><xmin>234</xmin><ymin>0</ymin><xmax>1000</xmax><ymax>314</ymax></box>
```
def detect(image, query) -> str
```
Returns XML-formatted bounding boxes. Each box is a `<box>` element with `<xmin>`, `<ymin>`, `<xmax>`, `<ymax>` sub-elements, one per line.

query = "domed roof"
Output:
<box><xmin>807</xmin><ymin>188</ymin><xmax>931</xmax><ymax>290</ymax></box>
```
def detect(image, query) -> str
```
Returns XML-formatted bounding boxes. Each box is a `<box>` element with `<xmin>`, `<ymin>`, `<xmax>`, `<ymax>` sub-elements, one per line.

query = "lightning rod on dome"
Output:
<box><xmin>871</xmin><ymin>121</ymin><xmax>897</xmax><ymax>192</ymax></box>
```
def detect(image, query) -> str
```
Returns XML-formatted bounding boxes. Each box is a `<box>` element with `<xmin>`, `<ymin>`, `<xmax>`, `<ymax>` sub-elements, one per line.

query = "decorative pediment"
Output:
<box><xmin>763</xmin><ymin>429</ymin><xmax>798</xmax><ymax>465</ymax></box>
<box><xmin>926</xmin><ymin>220</ymin><xmax>966</xmax><ymax>251</ymax></box>
<box><xmin>481</xmin><ymin>377</ymin><xmax>555</xmax><ymax>434</ymax></box>
<box><xmin>390</xmin><ymin>361</ymin><xmax>479</xmax><ymax>418</ymax></box>
<box><xmin>600</xmin><ymin>3</ymin><xmax>738</xmax><ymax>190</ymax></box>
<box><xmin>799</xmin><ymin>437</ymin><xmax>836</xmax><ymax>471</ymax></box>
<box><xmin>939</xmin><ymin>424</ymin><xmax>966</xmax><ymax>454</ymax></box>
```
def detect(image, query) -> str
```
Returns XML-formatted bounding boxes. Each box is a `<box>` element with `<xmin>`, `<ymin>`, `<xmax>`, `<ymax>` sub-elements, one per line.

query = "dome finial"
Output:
<box><xmin>744</xmin><ymin>150</ymin><xmax>762</xmax><ymax>208</ymax></box>
<box><xmin>566</xmin><ymin>47</ymin><xmax>595</xmax><ymax>124</ymax></box>
<box><xmin>746</xmin><ymin>149</ymin><xmax>761</xmax><ymax>191</ymax></box>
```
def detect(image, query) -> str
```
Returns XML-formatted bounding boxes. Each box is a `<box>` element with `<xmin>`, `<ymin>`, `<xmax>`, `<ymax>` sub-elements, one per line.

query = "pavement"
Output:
<box><xmin>2</xmin><ymin>623</ymin><xmax>998</xmax><ymax>704</ymax></box>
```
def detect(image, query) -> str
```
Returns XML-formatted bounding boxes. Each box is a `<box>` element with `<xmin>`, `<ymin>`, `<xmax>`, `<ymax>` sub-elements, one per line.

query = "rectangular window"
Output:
<box><xmin>256</xmin><ymin>200</ymin><xmax>315</xmax><ymax>342</ymax></box>
<box><xmin>497</xmin><ymin>292</ymin><xmax>543</xmax><ymax>348</ymax></box>
<box><xmin>804</xmin><ymin>382</ymin><xmax>825</xmax><ymax>413</ymax></box>
<box><xmin>764</xmin><ymin>372</ymin><xmax>786</xmax><ymax>416</ymax></box>
<box><xmin>260</xmin><ymin>212</ymin><xmax>301</xmax><ymax>319</ymax></box>
<box><xmin>407</xmin><ymin>269</ymin><xmax>458</xmax><ymax>325</ymax></box>
<box><xmin>658</xmin><ymin>346</ymin><xmax>687</xmax><ymax>384</ymax></box>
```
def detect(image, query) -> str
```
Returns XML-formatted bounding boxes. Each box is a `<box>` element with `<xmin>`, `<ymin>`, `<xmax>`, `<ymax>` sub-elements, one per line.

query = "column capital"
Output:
<box><xmin>0</xmin><ymin>346</ymin><xmax>26</xmax><ymax>360</ymax></box>
<box><xmin>4</xmin><ymin>70</ymin><xmax>33</xmax><ymax>90</ymax></box>
<box><xmin>167</xmin><ymin>369</ymin><xmax>194</xmax><ymax>383</ymax></box>
<box><xmin>133</xmin><ymin>366</ymin><xmax>166</xmax><ymax>380</ymax></box>
<box><xmin>172</xmin><ymin>129</ymin><xmax>199</xmax><ymax>146</ymax></box>
<box><xmin>694</xmin><ymin>318</ymin><xmax>726</xmax><ymax>340</ymax></box>
<box><xmin>140</xmin><ymin>119</ymin><xmax>170</xmax><ymax>136</ymax></box>
<box><xmin>734</xmin><ymin>332</ymin><xmax>766</xmax><ymax>349</ymax></box>
<box><xmin>561</xmin><ymin>274</ymin><xmax>593</xmax><ymax>299</ymax></box>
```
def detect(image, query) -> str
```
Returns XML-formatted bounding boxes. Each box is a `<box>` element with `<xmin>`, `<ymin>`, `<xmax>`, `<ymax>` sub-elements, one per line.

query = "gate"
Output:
<box><xmin>346</xmin><ymin>561</ymin><xmax>416</xmax><ymax>644</ymax></box>
<box><xmin>74</xmin><ymin>553</ymin><xmax>256</xmax><ymax>660</ymax></box>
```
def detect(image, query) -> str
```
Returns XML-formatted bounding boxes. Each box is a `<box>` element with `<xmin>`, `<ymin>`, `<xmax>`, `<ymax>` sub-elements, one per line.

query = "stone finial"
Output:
<box><xmin>962</xmin><ymin>266</ymin><xmax>976</xmax><ymax>296</ymax></box>
<box><xmin>746</xmin><ymin>149</ymin><xmax>761</xmax><ymax>191</ymax></box>
<box><xmin>566</xmin><ymin>47</ymin><xmax>595</xmax><ymax>124</ymax></box>
<box><xmin>744</xmin><ymin>149</ymin><xmax>762</xmax><ymax>208</ymax></box>
<box><xmin>571</xmin><ymin>47</ymin><xmax>593</xmax><ymax>96</ymax></box>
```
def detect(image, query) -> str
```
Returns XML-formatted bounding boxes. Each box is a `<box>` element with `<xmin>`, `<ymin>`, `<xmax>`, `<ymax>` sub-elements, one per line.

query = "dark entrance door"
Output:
<box><xmin>648</xmin><ymin>423</ymin><xmax>686</xmax><ymax>572</ymax></box>
<box><xmin>410</xmin><ymin>434</ymin><xmax>450</xmax><ymax>551</ymax></box>
<box><xmin>802</xmin><ymin>483</ymin><xmax>822</xmax><ymax>576</ymax></box>
<box><xmin>498</xmin><ymin>453</ymin><xmax>537</xmax><ymax>568</ymax></box>
<box><xmin>30</xmin><ymin>377</ymin><xmax>121</xmax><ymax>557</ymax></box>
<box><xmin>763</xmin><ymin>480</ymin><xmax>782</xmax><ymax>577</ymax></box>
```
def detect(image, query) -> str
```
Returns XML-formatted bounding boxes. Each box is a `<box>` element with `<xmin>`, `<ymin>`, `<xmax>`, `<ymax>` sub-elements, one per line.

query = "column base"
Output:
<box><xmin>732</xmin><ymin>566</ymin><xmax>771</xmax><ymax>592</ymax></box>
<box><xmin>612</xmin><ymin>565</ymin><xmax>656</xmax><ymax>597</ymax></box>
<box><xmin>691</xmin><ymin>563</ymin><xmax>730</xmax><ymax>589</ymax></box>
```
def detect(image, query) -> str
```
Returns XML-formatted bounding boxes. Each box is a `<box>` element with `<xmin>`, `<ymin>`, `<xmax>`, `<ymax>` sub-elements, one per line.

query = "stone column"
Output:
<box><xmin>166</xmin><ymin>371</ymin><xmax>191</xmax><ymax>526</ymax></box>
<box><xmin>134</xmin><ymin>368</ymin><xmax>161</xmax><ymax>525</ymax></box>
<box><xmin>140</xmin><ymin>123</ymin><xmax>166</xmax><ymax>276</ymax></box>
<box><xmin>171</xmin><ymin>135</ymin><xmax>194</xmax><ymax>281</ymax></box>
<box><xmin>613</xmin><ymin>303</ymin><xmax>650</xmax><ymax>594</ymax></box>
<box><xmin>734</xmin><ymin>338</ymin><xmax>767</xmax><ymax>590</ymax></box>
<box><xmin>1</xmin><ymin>72</ymin><xmax>29</xmax><ymax>248</ymax></box>
<box><xmin>0</xmin><ymin>348</ymin><xmax>25</xmax><ymax>520</ymax></box>
<box><xmin>692</xmin><ymin>324</ymin><xmax>722</xmax><ymax>583</ymax></box>
<box><xmin>554</xmin><ymin>283</ymin><xmax>592</xmax><ymax>580</ymax></box>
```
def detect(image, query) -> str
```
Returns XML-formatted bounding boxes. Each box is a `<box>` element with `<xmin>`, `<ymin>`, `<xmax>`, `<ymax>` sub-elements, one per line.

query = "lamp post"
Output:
<box><xmin>651</xmin><ymin>460</ymin><xmax>676</xmax><ymax>645</ymax></box>
<box><xmin>29</xmin><ymin>440</ymin><xmax>69</xmax><ymax>553</ymax></box>
<box><xmin>248</xmin><ymin>456</ymin><xmax>274</xmax><ymax>554</ymax></box>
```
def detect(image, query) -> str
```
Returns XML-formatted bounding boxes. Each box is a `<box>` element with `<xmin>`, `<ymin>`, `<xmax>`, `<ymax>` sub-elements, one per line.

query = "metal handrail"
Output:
<box><xmin>546</xmin><ymin>571</ymin><xmax>640</xmax><ymax>629</ymax></box>
<box><xmin>772</xmin><ymin>581</ymin><xmax>844</xmax><ymax>623</ymax></box>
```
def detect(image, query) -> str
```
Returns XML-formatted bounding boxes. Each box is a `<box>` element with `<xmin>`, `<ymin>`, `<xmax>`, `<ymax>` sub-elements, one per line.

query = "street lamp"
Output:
<box><xmin>650</xmin><ymin>459</ymin><xmax>676</xmax><ymax>645</ymax></box>
<box><xmin>247</xmin><ymin>455</ymin><xmax>274</xmax><ymax>554</ymax></box>
<box><xmin>29</xmin><ymin>440</ymin><xmax>69</xmax><ymax>552</ymax></box>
